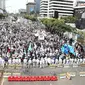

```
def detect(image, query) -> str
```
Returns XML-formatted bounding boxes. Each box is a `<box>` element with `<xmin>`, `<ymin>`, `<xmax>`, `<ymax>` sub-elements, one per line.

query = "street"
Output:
<box><xmin>2</xmin><ymin>66</ymin><xmax>85</xmax><ymax>85</ymax></box>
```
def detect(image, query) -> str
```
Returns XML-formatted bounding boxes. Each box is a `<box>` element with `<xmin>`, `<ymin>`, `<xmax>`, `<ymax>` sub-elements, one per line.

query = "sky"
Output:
<box><xmin>6</xmin><ymin>0</ymin><xmax>27</xmax><ymax>13</ymax></box>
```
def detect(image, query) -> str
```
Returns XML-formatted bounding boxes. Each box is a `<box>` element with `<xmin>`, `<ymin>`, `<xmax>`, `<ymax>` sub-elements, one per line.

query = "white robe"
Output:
<box><xmin>8</xmin><ymin>59</ymin><xmax>12</xmax><ymax>64</ymax></box>
<box><xmin>23</xmin><ymin>59</ymin><xmax>27</xmax><ymax>64</ymax></box>
<box><xmin>47</xmin><ymin>58</ymin><xmax>51</xmax><ymax>64</ymax></box>
<box><xmin>13</xmin><ymin>59</ymin><xmax>16</xmax><ymax>64</ymax></box>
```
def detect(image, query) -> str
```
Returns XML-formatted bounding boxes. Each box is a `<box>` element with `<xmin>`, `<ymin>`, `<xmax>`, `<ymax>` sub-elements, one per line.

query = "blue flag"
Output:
<box><xmin>61</xmin><ymin>44</ymin><xmax>69</xmax><ymax>54</ymax></box>
<box><xmin>28</xmin><ymin>43</ymin><xmax>32</xmax><ymax>52</ymax></box>
<box><xmin>68</xmin><ymin>45</ymin><xmax>75</xmax><ymax>55</ymax></box>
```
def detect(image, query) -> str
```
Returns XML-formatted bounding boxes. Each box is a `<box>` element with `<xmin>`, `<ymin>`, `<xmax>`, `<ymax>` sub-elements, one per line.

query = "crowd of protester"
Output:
<box><xmin>0</xmin><ymin>17</ymin><xmax>85</xmax><ymax>68</ymax></box>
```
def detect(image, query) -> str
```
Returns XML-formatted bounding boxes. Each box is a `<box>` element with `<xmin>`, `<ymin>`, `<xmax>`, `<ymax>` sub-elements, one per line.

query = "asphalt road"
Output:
<box><xmin>3</xmin><ymin>76</ymin><xmax>85</xmax><ymax>85</ymax></box>
<box><xmin>2</xmin><ymin>66</ymin><xmax>85</xmax><ymax>85</ymax></box>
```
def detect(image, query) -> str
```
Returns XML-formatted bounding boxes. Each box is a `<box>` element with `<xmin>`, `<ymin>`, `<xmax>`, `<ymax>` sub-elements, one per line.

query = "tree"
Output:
<box><xmin>41</xmin><ymin>18</ymin><xmax>77</xmax><ymax>36</ymax></box>
<box><xmin>0</xmin><ymin>13</ymin><xmax>7</xmax><ymax>19</ymax></box>
<box><xmin>24</xmin><ymin>14</ymin><xmax>37</xmax><ymax>21</ymax></box>
<box><xmin>61</xmin><ymin>16</ymin><xmax>77</xmax><ymax>23</ymax></box>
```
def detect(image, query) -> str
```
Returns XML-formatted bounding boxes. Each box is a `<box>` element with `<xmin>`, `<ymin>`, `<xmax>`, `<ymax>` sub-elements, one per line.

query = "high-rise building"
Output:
<box><xmin>26</xmin><ymin>0</ymin><xmax>40</xmax><ymax>14</ymax></box>
<box><xmin>40</xmin><ymin>0</ymin><xmax>49</xmax><ymax>17</ymax></box>
<box><xmin>35</xmin><ymin>0</ymin><xmax>40</xmax><ymax>13</ymax></box>
<box><xmin>40</xmin><ymin>0</ymin><xmax>85</xmax><ymax>18</ymax></box>
<box><xmin>0</xmin><ymin>0</ymin><xmax>5</xmax><ymax>13</ymax></box>
<box><xmin>26</xmin><ymin>0</ymin><xmax>36</xmax><ymax>14</ymax></box>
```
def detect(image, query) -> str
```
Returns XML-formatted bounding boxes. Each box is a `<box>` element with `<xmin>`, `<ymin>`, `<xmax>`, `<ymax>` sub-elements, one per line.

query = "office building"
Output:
<box><xmin>40</xmin><ymin>0</ymin><xmax>85</xmax><ymax>18</ymax></box>
<box><xmin>40</xmin><ymin>0</ymin><xmax>49</xmax><ymax>17</ymax></box>
<box><xmin>35</xmin><ymin>0</ymin><xmax>40</xmax><ymax>13</ymax></box>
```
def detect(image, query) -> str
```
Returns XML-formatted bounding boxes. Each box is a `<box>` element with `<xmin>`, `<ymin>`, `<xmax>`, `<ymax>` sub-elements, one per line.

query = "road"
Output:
<box><xmin>2</xmin><ymin>66</ymin><xmax>85</xmax><ymax>85</ymax></box>
<box><xmin>3</xmin><ymin>76</ymin><xmax>85</xmax><ymax>85</ymax></box>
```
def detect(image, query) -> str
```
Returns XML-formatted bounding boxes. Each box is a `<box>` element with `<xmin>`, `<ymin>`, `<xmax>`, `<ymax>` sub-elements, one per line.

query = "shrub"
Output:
<box><xmin>61</xmin><ymin>16</ymin><xmax>77</xmax><ymax>23</ymax></box>
<box><xmin>0</xmin><ymin>13</ymin><xmax>7</xmax><ymax>19</ymax></box>
<box><xmin>24</xmin><ymin>14</ymin><xmax>37</xmax><ymax>21</ymax></box>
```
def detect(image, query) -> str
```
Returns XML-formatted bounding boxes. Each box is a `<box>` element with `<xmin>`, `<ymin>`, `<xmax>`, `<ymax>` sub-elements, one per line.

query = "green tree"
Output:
<box><xmin>61</xmin><ymin>16</ymin><xmax>77</xmax><ymax>23</ymax></box>
<box><xmin>41</xmin><ymin>18</ymin><xmax>77</xmax><ymax>35</ymax></box>
<box><xmin>24</xmin><ymin>14</ymin><xmax>37</xmax><ymax>21</ymax></box>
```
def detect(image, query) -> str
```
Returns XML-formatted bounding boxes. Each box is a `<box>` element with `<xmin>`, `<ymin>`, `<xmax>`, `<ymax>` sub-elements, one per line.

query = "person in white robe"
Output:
<box><xmin>28</xmin><ymin>58</ymin><xmax>32</xmax><ymax>68</ymax></box>
<box><xmin>40</xmin><ymin>57</ymin><xmax>45</xmax><ymax>68</ymax></box>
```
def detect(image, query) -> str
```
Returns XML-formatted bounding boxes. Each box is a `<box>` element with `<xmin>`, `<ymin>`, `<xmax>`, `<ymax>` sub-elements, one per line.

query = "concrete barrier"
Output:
<box><xmin>73</xmin><ymin>63</ymin><xmax>78</xmax><ymax>68</ymax></box>
<box><xmin>64</xmin><ymin>64</ymin><xmax>70</xmax><ymax>68</ymax></box>
<box><xmin>12</xmin><ymin>73</ymin><xmax>21</xmax><ymax>76</ymax></box>
<box><xmin>3</xmin><ymin>72</ymin><xmax>11</xmax><ymax>78</ymax></box>
<box><xmin>59</xmin><ymin>73</ymin><xmax>66</xmax><ymax>79</ymax></box>
<box><xmin>79</xmin><ymin>72</ymin><xmax>85</xmax><ymax>76</ymax></box>
<box><xmin>69</xmin><ymin>72</ymin><xmax>76</xmax><ymax>77</ymax></box>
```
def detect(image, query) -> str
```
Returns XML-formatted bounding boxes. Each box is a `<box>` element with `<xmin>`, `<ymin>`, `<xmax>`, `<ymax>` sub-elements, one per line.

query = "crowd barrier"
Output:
<box><xmin>8</xmin><ymin>76</ymin><xmax>58</xmax><ymax>81</ymax></box>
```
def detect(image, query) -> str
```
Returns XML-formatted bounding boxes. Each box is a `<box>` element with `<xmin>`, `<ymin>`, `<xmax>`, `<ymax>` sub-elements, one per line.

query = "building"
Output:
<box><xmin>0</xmin><ymin>0</ymin><xmax>5</xmax><ymax>13</ymax></box>
<box><xmin>74</xmin><ymin>1</ymin><xmax>85</xmax><ymax>29</ymax></box>
<box><xmin>40</xmin><ymin>0</ymin><xmax>85</xmax><ymax>18</ymax></box>
<box><xmin>40</xmin><ymin>0</ymin><xmax>49</xmax><ymax>17</ymax></box>
<box><xmin>35</xmin><ymin>0</ymin><xmax>40</xmax><ymax>13</ymax></box>
<box><xmin>26</xmin><ymin>0</ymin><xmax>36</xmax><ymax>14</ymax></box>
<box><xmin>26</xmin><ymin>0</ymin><xmax>40</xmax><ymax>14</ymax></box>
